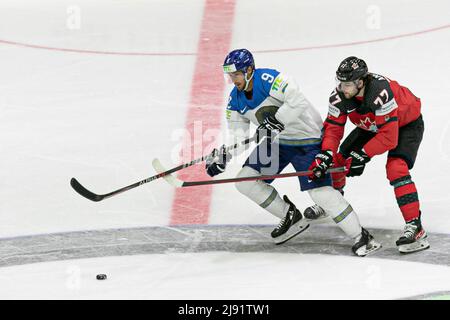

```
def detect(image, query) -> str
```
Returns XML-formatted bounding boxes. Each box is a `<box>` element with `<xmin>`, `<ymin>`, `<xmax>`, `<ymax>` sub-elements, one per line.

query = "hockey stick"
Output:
<box><xmin>70</xmin><ymin>135</ymin><xmax>256</xmax><ymax>202</ymax></box>
<box><xmin>152</xmin><ymin>158</ymin><xmax>347</xmax><ymax>188</ymax></box>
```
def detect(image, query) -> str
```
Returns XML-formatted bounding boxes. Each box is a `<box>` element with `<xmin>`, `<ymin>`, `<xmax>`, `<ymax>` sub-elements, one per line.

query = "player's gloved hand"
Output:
<box><xmin>255</xmin><ymin>115</ymin><xmax>285</xmax><ymax>144</ymax></box>
<box><xmin>346</xmin><ymin>149</ymin><xmax>370</xmax><ymax>177</ymax></box>
<box><xmin>308</xmin><ymin>150</ymin><xmax>334</xmax><ymax>180</ymax></box>
<box><xmin>205</xmin><ymin>145</ymin><xmax>232</xmax><ymax>177</ymax></box>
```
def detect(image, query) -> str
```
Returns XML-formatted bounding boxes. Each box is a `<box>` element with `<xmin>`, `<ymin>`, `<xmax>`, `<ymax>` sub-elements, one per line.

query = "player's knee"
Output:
<box><xmin>386</xmin><ymin>157</ymin><xmax>409</xmax><ymax>182</ymax></box>
<box><xmin>235</xmin><ymin>166</ymin><xmax>261</xmax><ymax>196</ymax></box>
<box><xmin>308</xmin><ymin>186</ymin><xmax>345</xmax><ymax>211</ymax></box>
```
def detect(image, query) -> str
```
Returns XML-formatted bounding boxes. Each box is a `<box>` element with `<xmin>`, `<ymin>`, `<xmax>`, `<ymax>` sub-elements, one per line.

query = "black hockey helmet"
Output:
<box><xmin>336</xmin><ymin>56</ymin><xmax>368</xmax><ymax>82</ymax></box>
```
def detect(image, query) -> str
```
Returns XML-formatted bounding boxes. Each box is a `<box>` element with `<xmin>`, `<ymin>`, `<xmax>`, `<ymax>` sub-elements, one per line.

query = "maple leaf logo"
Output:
<box><xmin>359</xmin><ymin>117</ymin><xmax>377</xmax><ymax>132</ymax></box>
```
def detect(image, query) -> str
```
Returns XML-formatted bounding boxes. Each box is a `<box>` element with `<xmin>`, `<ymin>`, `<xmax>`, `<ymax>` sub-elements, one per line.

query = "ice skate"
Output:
<box><xmin>303</xmin><ymin>204</ymin><xmax>328</xmax><ymax>221</ymax></box>
<box><xmin>396</xmin><ymin>217</ymin><xmax>430</xmax><ymax>254</ymax></box>
<box><xmin>352</xmin><ymin>228</ymin><xmax>382</xmax><ymax>257</ymax></box>
<box><xmin>271</xmin><ymin>195</ymin><xmax>310</xmax><ymax>245</ymax></box>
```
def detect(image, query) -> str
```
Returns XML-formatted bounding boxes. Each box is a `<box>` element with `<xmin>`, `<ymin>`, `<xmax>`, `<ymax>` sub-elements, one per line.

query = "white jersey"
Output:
<box><xmin>226</xmin><ymin>68</ymin><xmax>323</xmax><ymax>147</ymax></box>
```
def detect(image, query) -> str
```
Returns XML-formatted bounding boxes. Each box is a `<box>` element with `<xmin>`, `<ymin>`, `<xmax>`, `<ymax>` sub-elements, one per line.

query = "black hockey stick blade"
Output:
<box><xmin>71</xmin><ymin>136</ymin><xmax>257</xmax><ymax>202</ymax></box>
<box><xmin>70</xmin><ymin>178</ymin><xmax>105</xmax><ymax>202</ymax></box>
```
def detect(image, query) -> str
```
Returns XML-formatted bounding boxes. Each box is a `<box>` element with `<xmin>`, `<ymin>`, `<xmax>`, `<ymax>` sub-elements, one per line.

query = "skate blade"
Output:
<box><xmin>354</xmin><ymin>241</ymin><xmax>382</xmax><ymax>257</ymax></box>
<box><xmin>398</xmin><ymin>238</ymin><xmax>430</xmax><ymax>254</ymax></box>
<box><xmin>273</xmin><ymin>222</ymin><xmax>310</xmax><ymax>245</ymax></box>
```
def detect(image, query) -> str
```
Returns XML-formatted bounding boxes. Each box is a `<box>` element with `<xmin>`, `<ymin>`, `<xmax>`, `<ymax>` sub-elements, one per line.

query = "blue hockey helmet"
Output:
<box><xmin>223</xmin><ymin>49</ymin><xmax>255</xmax><ymax>74</ymax></box>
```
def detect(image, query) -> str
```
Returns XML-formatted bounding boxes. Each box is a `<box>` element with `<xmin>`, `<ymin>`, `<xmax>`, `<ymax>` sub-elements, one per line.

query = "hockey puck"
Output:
<box><xmin>96</xmin><ymin>274</ymin><xmax>107</xmax><ymax>280</ymax></box>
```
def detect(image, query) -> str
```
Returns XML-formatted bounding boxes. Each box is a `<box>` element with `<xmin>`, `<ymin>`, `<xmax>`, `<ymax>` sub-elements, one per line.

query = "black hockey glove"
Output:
<box><xmin>256</xmin><ymin>115</ymin><xmax>285</xmax><ymax>144</ymax></box>
<box><xmin>308</xmin><ymin>150</ymin><xmax>333</xmax><ymax>180</ymax></box>
<box><xmin>347</xmin><ymin>149</ymin><xmax>370</xmax><ymax>177</ymax></box>
<box><xmin>205</xmin><ymin>145</ymin><xmax>232</xmax><ymax>177</ymax></box>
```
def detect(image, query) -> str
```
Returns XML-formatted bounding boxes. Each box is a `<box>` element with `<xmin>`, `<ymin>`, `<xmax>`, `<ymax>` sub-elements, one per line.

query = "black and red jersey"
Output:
<box><xmin>322</xmin><ymin>73</ymin><xmax>421</xmax><ymax>157</ymax></box>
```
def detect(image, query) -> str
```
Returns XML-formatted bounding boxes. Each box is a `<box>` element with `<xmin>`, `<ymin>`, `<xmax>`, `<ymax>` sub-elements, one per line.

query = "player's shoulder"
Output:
<box><xmin>328</xmin><ymin>88</ymin><xmax>348</xmax><ymax>114</ymax></box>
<box><xmin>364</xmin><ymin>73</ymin><xmax>395</xmax><ymax>111</ymax></box>
<box><xmin>255</xmin><ymin>68</ymin><xmax>280</xmax><ymax>89</ymax></box>
<box><xmin>256</xmin><ymin>68</ymin><xmax>291</xmax><ymax>96</ymax></box>
<box><xmin>366</xmin><ymin>73</ymin><xmax>393</xmax><ymax>94</ymax></box>
<box><xmin>255</xmin><ymin>68</ymin><xmax>280</xmax><ymax>78</ymax></box>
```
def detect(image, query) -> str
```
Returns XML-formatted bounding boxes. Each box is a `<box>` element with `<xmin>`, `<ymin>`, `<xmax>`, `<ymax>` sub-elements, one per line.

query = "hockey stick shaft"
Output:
<box><xmin>177</xmin><ymin>167</ymin><xmax>346</xmax><ymax>187</ymax></box>
<box><xmin>70</xmin><ymin>135</ymin><xmax>256</xmax><ymax>201</ymax></box>
<box><xmin>152</xmin><ymin>157</ymin><xmax>347</xmax><ymax>188</ymax></box>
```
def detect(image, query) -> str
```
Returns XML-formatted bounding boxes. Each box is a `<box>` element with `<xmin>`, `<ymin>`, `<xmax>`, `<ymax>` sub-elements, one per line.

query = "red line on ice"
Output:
<box><xmin>169</xmin><ymin>0</ymin><xmax>236</xmax><ymax>225</ymax></box>
<box><xmin>253</xmin><ymin>24</ymin><xmax>450</xmax><ymax>53</ymax></box>
<box><xmin>0</xmin><ymin>24</ymin><xmax>448</xmax><ymax>56</ymax></box>
<box><xmin>0</xmin><ymin>38</ymin><xmax>196</xmax><ymax>56</ymax></box>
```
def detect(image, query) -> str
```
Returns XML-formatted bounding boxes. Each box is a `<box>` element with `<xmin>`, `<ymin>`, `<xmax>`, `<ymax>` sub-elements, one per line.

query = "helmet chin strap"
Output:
<box><xmin>243</xmin><ymin>71</ymin><xmax>254</xmax><ymax>91</ymax></box>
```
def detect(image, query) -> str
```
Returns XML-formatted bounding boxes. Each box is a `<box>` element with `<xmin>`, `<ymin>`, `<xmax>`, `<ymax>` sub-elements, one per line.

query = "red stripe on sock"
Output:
<box><xmin>394</xmin><ymin>183</ymin><xmax>420</xmax><ymax>222</ymax></box>
<box><xmin>394</xmin><ymin>183</ymin><xmax>417</xmax><ymax>198</ymax></box>
<box><xmin>399</xmin><ymin>202</ymin><xmax>420</xmax><ymax>221</ymax></box>
<box><xmin>170</xmin><ymin>0</ymin><xmax>236</xmax><ymax>225</ymax></box>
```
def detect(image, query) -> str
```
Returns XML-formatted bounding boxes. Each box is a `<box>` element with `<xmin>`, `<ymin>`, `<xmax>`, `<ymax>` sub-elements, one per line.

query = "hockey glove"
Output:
<box><xmin>205</xmin><ymin>145</ymin><xmax>232</xmax><ymax>177</ymax></box>
<box><xmin>256</xmin><ymin>115</ymin><xmax>285</xmax><ymax>144</ymax></box>
<box><xmin>308</xmin><ymin>150</ymin><xmax>333</xmax><ymax>180</ymax></box>
<box><xmin>346</xmin><ymin>149</ymin><xmax>370</xmax><ymax>177</ymax></box>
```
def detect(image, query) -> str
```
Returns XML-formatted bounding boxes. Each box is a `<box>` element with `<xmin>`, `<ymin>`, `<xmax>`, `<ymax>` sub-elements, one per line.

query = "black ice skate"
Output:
<box><xmin>303</xmin><ymin>204</ymin><xmax>327</xmax><ymax>221</ymax></box>
<box><xmin>352</xmin><ymin>228</ymin><xmax>382</xmax><ymax>257</ymax></box>
<box><xmin>271</xmin><ymin>195</ymin><xmax>310</xmax><ymax>245</ymax></box>
<box><xmin>396</xmin><ymin>216</ymin><xmax>430</xmax><ymax>254</ymax></box>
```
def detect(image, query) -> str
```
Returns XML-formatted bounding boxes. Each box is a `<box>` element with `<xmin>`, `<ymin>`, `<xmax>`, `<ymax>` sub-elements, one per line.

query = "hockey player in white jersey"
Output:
<box><xmin>206</xmin><ymin>49</ymin><xmax>381</xmax><ymax>256</ymax></box>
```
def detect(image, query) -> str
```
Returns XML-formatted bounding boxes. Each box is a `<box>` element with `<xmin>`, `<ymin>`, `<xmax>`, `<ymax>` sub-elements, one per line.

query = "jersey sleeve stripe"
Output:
<box><xmin>376</xmin><ymin>116</ymin><xmax>398</xmax><ymax>129</ymax></box>
<box><xmin>325</xmin><ymin>118</ymin><xmax>346</xmax><ymax>127</ymax></box>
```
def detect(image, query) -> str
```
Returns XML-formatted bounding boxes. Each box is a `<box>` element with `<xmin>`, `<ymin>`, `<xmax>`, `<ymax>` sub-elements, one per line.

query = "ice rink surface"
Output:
<box><xmin>0</xmin><ymin>0</ymin><xmax>449</xmax><ymax>299</ymax></box>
